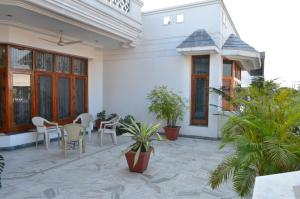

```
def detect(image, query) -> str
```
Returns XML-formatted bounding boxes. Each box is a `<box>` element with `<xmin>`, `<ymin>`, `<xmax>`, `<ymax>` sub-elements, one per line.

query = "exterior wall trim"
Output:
<box><xmin>0</xmin><ymin>0</ymin><xmax>142</xmax><ymax>45</ymax></box>
<box><xmin>220</xmin><ymin>0</ymin><xmax>239</xmax><ymax>37</ymax></box>
<box><xmin>131</xmin><ymin>0</ymin><xmax>144</xmax><ymax>7</ymax></box>
<box><xmin>143</xmin><ymin>0</ymin><xmax>220</xmax><ymax>16</ymax></box>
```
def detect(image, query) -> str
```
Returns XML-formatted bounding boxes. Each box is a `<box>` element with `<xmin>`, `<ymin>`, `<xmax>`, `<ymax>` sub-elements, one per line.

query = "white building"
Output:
<box><xmin>0</xmin><ymin>0</ymin><xmax>263</xmax><ymax>149</ymax></box>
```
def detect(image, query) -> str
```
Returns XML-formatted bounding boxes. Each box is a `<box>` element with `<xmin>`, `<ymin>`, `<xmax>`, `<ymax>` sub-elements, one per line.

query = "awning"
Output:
<box><xmin>176</xmin><ymin>29</ymin><xmax>219</xmax><ymax>55</ymax></box>
<box><xmin>222</xmin><ymin>34</ymin><xmax>261</xmax><ymax>71</ymax></box>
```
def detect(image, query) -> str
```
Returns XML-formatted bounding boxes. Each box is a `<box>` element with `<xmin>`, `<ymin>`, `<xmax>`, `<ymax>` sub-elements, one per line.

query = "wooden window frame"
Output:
<box><xmin>0</xmin><ymin>43</ymin><xmax>89</xmax><ymax>134</ymax></box>
<box><xmin>56</xmin><ymin>74</ymin><xmax>72</xmax><ymax>123</ymax></box>
<box><xmin>190</xmin><ymin>55</ymin><xmax>209</xmax><ymax>126</ymax></box>
<box><xmin>0</xmin><ymin>45</ymin><xmax>7</xmax><ymax>132</ymax></box>
<box><xmin>222</xmin><ymin>59</ymin><xmax>241</xmax><ymax>111</ymax></box>
<box><xmin>35</xmin><ymin>72</ymin><xmax>54</xmax><ymax>121</ymax></box>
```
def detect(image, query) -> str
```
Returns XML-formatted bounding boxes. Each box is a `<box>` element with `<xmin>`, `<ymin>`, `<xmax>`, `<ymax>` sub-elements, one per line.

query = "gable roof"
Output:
<box><xmin>223</xmin><ymin>34</ymin><xmax>258</xmax><ymax>52</ymax></box>
<box><xmin>177</xmin><ymin>29</ymin><xmax>217</xmax><ymax>49</ymax></box>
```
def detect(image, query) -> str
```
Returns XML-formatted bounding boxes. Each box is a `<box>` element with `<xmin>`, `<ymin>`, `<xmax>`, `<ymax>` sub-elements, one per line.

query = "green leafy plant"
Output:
<box><xmin>210</xmin><ymin>78</ymin><xmax>300</xmax><ymax>197</ymax></box>
<box><xmin>121</xmin><ymin>119</ymin><xmax>162</xmax><ymax>167</ymax></box>
<box><xmin>117</xmin><ymin>115</ymin><xmax>138</xmax><ymax>135</ymax></box>
<box><xmin>148</xmin><ymin>86</ymin><xmax>186</xmax><ymax>127</ymax></box>
<box><xmin>107</xmin><ymin>113</ymin><xmax>118</xmax><ymax>121</ymax></box>
<box><xmin>97</xmin><ymin>110</ymin><xmax>106</xmax><ymax>120</ymax></box>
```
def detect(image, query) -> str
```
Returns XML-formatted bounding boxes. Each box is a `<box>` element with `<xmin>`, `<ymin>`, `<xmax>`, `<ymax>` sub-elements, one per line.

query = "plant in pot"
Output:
<box><xmin>121</xmin><ymin>119</ymin><xmax>162</xmax><ymax>173</ymax></box>
<box><xmin>148</xmin><ymin>86</ymin><xmax>186</xmax><ymax>140</ymax></box>
<box><xmin>95</xmin><ymin>110</ymin><xmax>106</xmax><ymax>129</ymax></box>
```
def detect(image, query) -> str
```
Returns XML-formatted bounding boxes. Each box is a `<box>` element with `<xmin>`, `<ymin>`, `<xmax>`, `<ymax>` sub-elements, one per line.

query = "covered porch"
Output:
<box><xmin>0</xmin><ymin>0</ymin><xmax>143</xmax><ymax>148</ymax></box>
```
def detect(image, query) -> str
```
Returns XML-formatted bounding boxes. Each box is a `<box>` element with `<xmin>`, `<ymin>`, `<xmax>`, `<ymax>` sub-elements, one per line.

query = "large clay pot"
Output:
<box><xmin>125</xmin><ymin>149</ymin><xmax>151</xmax><ymax>173</ymax></box>
<box><xmin>164</xmin><ymin>126</ymin><xmax>181</xmax><ymax>140</ymax></box>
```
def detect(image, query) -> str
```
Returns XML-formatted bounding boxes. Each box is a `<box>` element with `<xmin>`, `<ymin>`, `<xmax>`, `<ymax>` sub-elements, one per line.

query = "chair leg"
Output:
<box><xmin>79</xmin><ymin>139</ymin><xmax>82</xmax><ymax>158</ymax></box>
<box><xmin>45</xmin><ymin>133</ymin><xmax>49</xmax><ymax>149</ymax></box>
<box><xmin>88</xmin><ymin>129</ymin><xmax>92</xmax><ymax>142</ymax></box>
<box><xmin>100</xmin><ymin>132</ymin><xmax>103</xmax><ymax>146</ymax></box>
<box><xmin>64</xmin><ymin>141</ymin><xmax>67</xmax><ymax>158</ymax></box>
<box><xmin>57</xmin><ymin>132</ymin><xmax>60</xmax><ymax>147</ymax></box>
<box><xmin>36</xmin><ymin>133</ymin><xmax>39</xmax><ymax>148</ymax></box>
<box><xmin>113</xmin><ymin>132</ymin><xmax>117</xmax><ymax>145</ymax></box>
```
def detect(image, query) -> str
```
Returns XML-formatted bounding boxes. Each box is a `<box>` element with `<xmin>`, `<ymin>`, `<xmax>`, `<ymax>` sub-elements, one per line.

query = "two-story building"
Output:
<box><xmin>0</xmin><ymin>0</ymin><xmax>263</xmax><ymax>149</ymax></box>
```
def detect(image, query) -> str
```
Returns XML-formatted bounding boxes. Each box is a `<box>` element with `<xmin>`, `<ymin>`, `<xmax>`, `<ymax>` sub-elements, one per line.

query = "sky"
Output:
<box><xmin>142</xmin><ymin>0</ymin><xmax>300</xmax><ymax>87</ymax></box>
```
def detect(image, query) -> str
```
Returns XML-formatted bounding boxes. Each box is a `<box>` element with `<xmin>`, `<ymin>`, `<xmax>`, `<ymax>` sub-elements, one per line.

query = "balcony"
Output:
<box><xmin>0</xmin><ymin>0</ymin><xmax>143</xmax><ymax>47</ymax></box>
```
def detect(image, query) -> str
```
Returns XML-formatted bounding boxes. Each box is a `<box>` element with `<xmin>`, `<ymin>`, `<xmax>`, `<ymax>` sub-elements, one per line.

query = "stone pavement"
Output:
<box><xmin>0</xmin><ymin>134</ymin><xmax>240</xmax><ymax>199</ymax></box>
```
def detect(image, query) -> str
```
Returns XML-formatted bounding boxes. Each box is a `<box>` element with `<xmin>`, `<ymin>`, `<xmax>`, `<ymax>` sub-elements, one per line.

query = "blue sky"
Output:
<box><xmin>142</xmin><ymin>0</ymin><xmax>300</xmax><ymax>87</ymax></box>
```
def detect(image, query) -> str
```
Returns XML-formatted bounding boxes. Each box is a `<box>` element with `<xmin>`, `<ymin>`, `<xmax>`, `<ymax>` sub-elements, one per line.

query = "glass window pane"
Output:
<box><xmin>75</xmin><ymin>79</ymin><xmax>85</xmax><ymax>115</ymax></box>
<box><xmin>36</xmin><ymin>52</ymin><xmax>53</xmax><ymax>71</ymax></box>
<box><xmin>0</xmin><ymin>75</ymin><xmax>2</xmax><ymax>127</ymax></box>
<box><xmin>13</xmin><ymin>74</ymin><xmax>31</xmax><ymax>125</ymax></box>
<box><xmin>73</xmin><ymin>58</ymin><xmax>86</xmax><ymax>75</ymax></box>
<box><xmin>38</xmin><ymin>76</ymin><xmax>52</xmax><ymax>120</ymax></box>
<box><xmin>193</xmin><ymin>56</ymin><xmax>209</xmax><ymax>75</ymax></box>
<box><xmin>223</xmin><ymin>62</ymin><xmax>232</xmax><ymax>76</ymax></box>
<box><xmin>193</xmin><ymin>78</ymin><xmax>207</xmax><ymax>120</ymax></box>
<box><xmin>58</xmin><ymin>77</ymin><xmax>70</xmax><ymax>119</ymax></box>
<box><xmin>9</xmin><ymin>47</ymin><xmax>32</xmax><ymax>69</ymax></box>
<box><xmin>55</xmin><ymin>55</ymin><xmax>70</xmax><ymax>74</ymax></box>
<box><xmin>0</xmin><ymin>47</ymin><xmax>4</xmax><ymax>68</ymax></box>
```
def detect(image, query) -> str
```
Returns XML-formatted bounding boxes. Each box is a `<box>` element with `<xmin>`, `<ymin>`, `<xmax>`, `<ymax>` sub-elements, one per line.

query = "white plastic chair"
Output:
<box><xmin>73</xmin><ymin>113</ymin><xmax>94</xmax><ymax>141</ymax></box>
<box><xmin>32</xmin><ymin>117</ymin><xmax>60</xmax><ymax>149</ymax></box>
<box><xmin>98</xmin><ymin>117</ymin><xmax>119</xmax><ymax>146</ymax></box>
<box><xmin>61</xmin><ymin>124</ymin><xmax>85</xmax><ymax>158</ymax></box>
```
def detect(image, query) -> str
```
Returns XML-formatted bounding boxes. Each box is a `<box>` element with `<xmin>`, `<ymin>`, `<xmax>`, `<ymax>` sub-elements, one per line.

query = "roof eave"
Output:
<box><xmin>177</xmin><ymin>46</ymin><xmax>220</xmax><ymax>55</ymax></box>
<box><xmin>222</xmin><ymin>49</ymin><xmax>261</xmax><ymax>71</ymax></box>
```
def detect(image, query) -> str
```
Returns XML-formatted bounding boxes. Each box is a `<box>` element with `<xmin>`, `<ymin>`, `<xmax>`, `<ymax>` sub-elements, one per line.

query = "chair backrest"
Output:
<box><xmin>63</xmin><ymin>124</ymin><xmax>83</xmax><ymax>142</ymax></box>
<box><xmin>32</xmin><ymin>117</ymin><xmax>45</xmax><ymax>127</ymax></box>
<box><xmin>32</xmin><ymin>117</ymin><xmax>47</xmax><ymax>132</ymax></box>
<box><xmin>76</xmin><ymin>113</ymin><xmax>93</xmax><ymax>128</ymax></box>
<box><xmin>111</xmin><ymin>117</ymin><xmax>120</xmax><ymax>130</ymax></box>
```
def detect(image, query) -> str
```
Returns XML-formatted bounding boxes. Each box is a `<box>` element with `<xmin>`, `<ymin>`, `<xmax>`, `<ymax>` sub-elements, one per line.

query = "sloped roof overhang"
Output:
<box><xmin>222</xmin><ymin>34</ymin><xmax>261</xmax><ymax>71</ymax></box>
<box><xmin>176</xmin><ymin>29</ymin><xmax>219</xmax><ymax>55</ymax></box>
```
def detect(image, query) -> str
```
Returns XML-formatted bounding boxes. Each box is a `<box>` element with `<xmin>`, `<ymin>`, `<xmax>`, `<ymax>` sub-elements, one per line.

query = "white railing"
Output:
<box><xmin>106</xmin><ymin>0</ymin><xmax>130</xmax><ymax>13</ymax></box>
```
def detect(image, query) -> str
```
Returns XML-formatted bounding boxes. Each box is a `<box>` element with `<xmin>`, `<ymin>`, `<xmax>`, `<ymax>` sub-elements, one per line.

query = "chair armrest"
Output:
<box><xmin>104</xmin><ymin>122</ymin><xmax>119</xmax><ymax>128</ymax></box>
<box><xmin>99</xmin><ymin>120</ymin><xmax>112</xmax><ymax>130</ymax></box>
<box><xmin>44</xmin><ymin>119</ymin><xmax>58</xmax><ymax>127</ymax></box>
<box><xmin>73</xmin><ymin>116</ymin><xmax>80</xmax><ymax>124</ymax></box>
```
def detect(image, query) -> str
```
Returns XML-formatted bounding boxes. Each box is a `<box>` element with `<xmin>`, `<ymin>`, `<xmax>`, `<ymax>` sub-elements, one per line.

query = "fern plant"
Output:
<box><xmin>210</xmin><ymin>78</ymin><xmax>300</xmax><ymax>197</ymax></box>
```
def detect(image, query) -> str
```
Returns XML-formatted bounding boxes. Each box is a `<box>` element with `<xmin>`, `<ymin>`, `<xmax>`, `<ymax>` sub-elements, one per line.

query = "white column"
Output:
<box><xmin>208</xmin><ymin>53</ymin><xmax>223</xmax><ymax>138</ymax></box>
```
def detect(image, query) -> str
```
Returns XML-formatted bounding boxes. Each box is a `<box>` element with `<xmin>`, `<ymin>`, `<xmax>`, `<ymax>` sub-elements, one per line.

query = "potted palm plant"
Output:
<box><xmin>209</xmin><ymin>78</ymin><xmax>300</xmax><ymax>197</ymax></box>
<box><xmin>148</xmin><ymin>86</ymin><xmax>186</xmax><ymax>140</ymax></box>
<box><xmin>121</xmin><ymin>120</ymin><xmax>162</xmax><ymax>173</ymax></box>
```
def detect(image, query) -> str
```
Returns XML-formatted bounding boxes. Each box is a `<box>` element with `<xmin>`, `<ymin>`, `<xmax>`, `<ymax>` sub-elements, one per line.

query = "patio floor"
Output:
<box><xmin>0</xmin><ymin>133</ymin><xmax>239</xmax><ymax>199</ymax></box>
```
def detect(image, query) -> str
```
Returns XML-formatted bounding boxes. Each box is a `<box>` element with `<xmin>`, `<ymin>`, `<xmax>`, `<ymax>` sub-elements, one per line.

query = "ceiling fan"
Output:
<box><xmin>39</xmin><ymin>30</ymin><xmax>82</xmax><ymax>46</ymax></box>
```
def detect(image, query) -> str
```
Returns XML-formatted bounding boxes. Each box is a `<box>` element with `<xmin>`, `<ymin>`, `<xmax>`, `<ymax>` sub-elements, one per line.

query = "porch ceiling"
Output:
<box><xmin>0</xmin><ymin>4</ymin><xmax>130</xmax><ymax>49</ymax></box>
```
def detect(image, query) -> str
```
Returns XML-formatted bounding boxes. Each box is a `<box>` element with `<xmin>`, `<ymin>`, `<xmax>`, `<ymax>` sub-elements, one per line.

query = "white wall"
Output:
<box><xmin>220</xmin><ymin>3</ymin><xmax>239</xmax><ymax>45</ymax></box>
<box><xmin>0</xmin><ymin>24</ymin><xmax>104</xmax><ymax>118</ymax></box>
<box><xmin>103</xmin><ymin>3</ymin><xmax>224</xmax><ymax>138</ymax></box>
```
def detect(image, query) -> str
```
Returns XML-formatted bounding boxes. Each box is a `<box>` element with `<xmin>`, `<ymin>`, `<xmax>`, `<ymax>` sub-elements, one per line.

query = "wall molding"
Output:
<box><xmin>143</xmin><ymin>0</ymin><xmax>220</xmax><ymax>16</ymax></box>
<box><xmin>0</xmin><ymin>0</ymin><xmax>142</xmax><ymax>44</ymax></box>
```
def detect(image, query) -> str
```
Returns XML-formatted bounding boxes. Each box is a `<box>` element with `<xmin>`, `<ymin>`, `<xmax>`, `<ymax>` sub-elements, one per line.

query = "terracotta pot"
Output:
<box><xmin>164</xmin><ymin>126</ymin><xmax>181</xmax><ymax>140</ymax></box>
<box><xmin>125</xmin><ymin>149</ymin><xmax>152</xmax><ymax>173</ymax></box>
